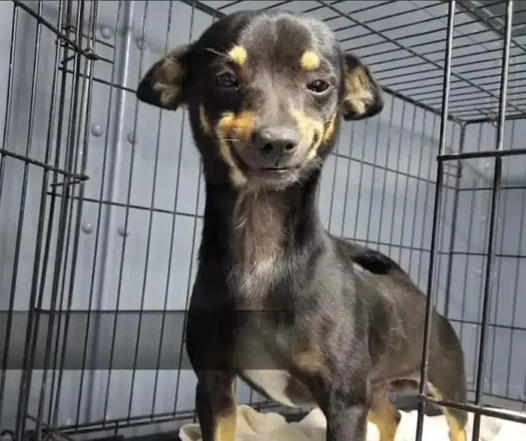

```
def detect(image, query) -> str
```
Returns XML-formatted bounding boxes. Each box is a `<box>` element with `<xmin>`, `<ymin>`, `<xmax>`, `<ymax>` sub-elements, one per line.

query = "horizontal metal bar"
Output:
<box><xmin>421</xmin><ymin>396</ymin><xmax>526</xmax><ymax>424</ymax></box>
<box><xmin>425</xmin><ymin>89</ymin><xmax>526</xmax><ymax>107</ymax></box>
<box><xmin>46</xmin><ymin>193</ymin><xmax>204</xmax><ymax>219</ymax></box>
<box><xmin>24</xmin><ymin>415</ymin><xmax>76</xmax><ymax>441</ymax></box>
<box><xmin>452</xmin><ymin>107</ymin><xmax>526</xmax><ymax>118</ymax></box>
<box><xmin>0</xmin><ymin>148</ymin><xmax>89</xmax><ymax>181</ymax></box>
<box><xmin>334</xmin><ymin>2</ymin><xmax>444</xmax><ymax>36</ymax></box>
<box><xmin>438</xmin><ymin>148</ymin><xmax>526</xmax><ymax>161</ymax></box>
<box><xmin>383</xmin><ymin>86</ymin><xmax>461</xmax><ymax>122</ymax></box>
<box><xmin>386</xmin><ymin>61</ymin><xmax>525</xmax><ymax>92</ymax></box>
<box><xmin>331</xmin><ymin>150</ymin><xmax>452</xmax><ymax>186</ymax></box>
<box><xmin>59</xmin><ymin>401</ymin><xmax>282</xmax><ymax>434</ymax></box>
<box><xmin>60</xmin><ymin>409</ymin><xmax>196</xmax><ymax>434</ymax></box>
<box><xmin>458</xmin><ymin>184</ymin><xmax>526</xmax><ymax>192</ymax></box>
<box><xmin>448</xmin><ymin>97</ymin><xmax>526</xmax><ymax>112</ymax></box>
<box><xmin>217</xmin><ymin>0</ymin><xmax>244</xmax><ymax>11</ymax></box>
<box><xmin>404</xmin><ymin>75</ymin><xmax>526</xmax><ymax>99</ymax></box>
<box><xmin>465</xmin><ymin>113</ymin><xmax>526</xmax><ymax>124</ymax></box>
<box><xmin>59</xmin><ymin>67</ymin><xmax>135</xmax><ymax>93</ymax></box>
<box><xmin>346</xmin><ymin>237</ymin><xmax>431</xmax><ymax>254</ymax></box>
<box><xmin>448</xmin><ymin>317</ymin><xmax>526</xmax><ymax>334</ymax></box>
<box><xmin>325</xmin><ymin>1</ymin><xmax>392</xmax><ymax>26</ymax></box>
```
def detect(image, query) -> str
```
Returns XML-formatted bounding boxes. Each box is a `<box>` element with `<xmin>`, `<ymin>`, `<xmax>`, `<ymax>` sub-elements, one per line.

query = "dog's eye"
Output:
<box><xmin>216</xmin><ymin>72</ymin><xmax>239</xmax><ymax>89</ymax></box>
<box><xmin>307</xmin><ymin>79</ymin><xmax>330</xmax><ymax>94</ymax></box>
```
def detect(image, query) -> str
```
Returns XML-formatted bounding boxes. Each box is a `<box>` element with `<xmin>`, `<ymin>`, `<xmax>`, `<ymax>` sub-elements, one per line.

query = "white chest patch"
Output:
<box><xmin>241</xmin><ymin>369</ymin><xmax>315</xmax><ymax>408</ymax></box>
<box><xmin>242</xmin><ymin>369</ymin><xmax>299</xmax><ymax>407</ymax></box>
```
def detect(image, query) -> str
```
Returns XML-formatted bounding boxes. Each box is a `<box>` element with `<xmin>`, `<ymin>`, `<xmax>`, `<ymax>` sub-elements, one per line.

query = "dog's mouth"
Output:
<box><xmin>229</xmin><ymin>142</ymin><xmax>301</xmax><ymax>180</ymax></box>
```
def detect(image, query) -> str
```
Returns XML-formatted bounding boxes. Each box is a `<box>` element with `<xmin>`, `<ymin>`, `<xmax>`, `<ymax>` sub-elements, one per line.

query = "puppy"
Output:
<box><xmin>137</xmin><ymin>10</ymin><xmax>467</xmax><ymax>441</ymax></box>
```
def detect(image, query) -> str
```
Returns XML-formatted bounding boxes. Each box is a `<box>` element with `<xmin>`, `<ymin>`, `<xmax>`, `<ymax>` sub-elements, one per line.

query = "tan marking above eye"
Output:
<box><xmin>228</xmin><ymin>45</ymin><xmax>248</xmax><ymax>66</ymax></box>
<box><xmin>300</xmin><ymin>50</ymin><xmax>320</xmax><ymax>71</ymax></box>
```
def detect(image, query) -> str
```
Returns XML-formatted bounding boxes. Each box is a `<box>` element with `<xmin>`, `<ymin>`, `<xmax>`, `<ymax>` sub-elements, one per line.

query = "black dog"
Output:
<box><xmin>137</xmin><ymin>10</ymin><xmax>467</xmax><ymax>441</ymax></box>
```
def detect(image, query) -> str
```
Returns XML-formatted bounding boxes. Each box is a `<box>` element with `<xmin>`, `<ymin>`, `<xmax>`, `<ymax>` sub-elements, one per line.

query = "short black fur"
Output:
<box><xmin>137</xmin><ymin>10</ymin><xmax>467</xmax><ymax>441</ymax></box>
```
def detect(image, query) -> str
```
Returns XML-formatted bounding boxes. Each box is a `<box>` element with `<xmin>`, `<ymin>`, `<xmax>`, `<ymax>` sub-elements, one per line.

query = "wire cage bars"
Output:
<box><xmin>0</xmin><ymin>0</ymin><xmax>525</xmax><ymax>440</ymax></box>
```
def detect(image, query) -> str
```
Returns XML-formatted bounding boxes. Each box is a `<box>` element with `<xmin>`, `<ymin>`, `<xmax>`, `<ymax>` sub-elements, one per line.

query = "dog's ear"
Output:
<box><xmin>137</xmin><ymin>46</ymin><xmax>189</xmax><ymax>110</ymax></box>
<box><xmin>341</xmin><ymin>54</ymin><xmax>383</xmax><ymax>120</ymax></box>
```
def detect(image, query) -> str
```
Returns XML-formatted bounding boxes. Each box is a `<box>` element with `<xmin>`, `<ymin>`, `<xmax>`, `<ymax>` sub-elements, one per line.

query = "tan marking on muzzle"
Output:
<box><xmin>291</xmin><ymin>110</ymin><xmax>324</xmax><ymax>160</ymax></box>
<box><xmin>345</xmin><ymin>67</ymin><xmax>374</xmax><ymax>116</ymax></box>
<box><xmin>300</xmin><ymin>50</ymin><xmax>320</xmax><ymax>71</ymax></box>
<box><xmin>230</xmin><ymin>111</ymin><xmax>255</xmax><ymax>141</ymax></box>
<box><xmin>228</xmin><ymin>45</ymin><xmax>248</xmax><ymax>66</ymax></box>
<box><xmin>216</xmin><ymin>111</ymin><xmax>256</xmax><ymax>186</ymax></box>
<box><xmin>199</xmin><ymin>105</ymin><xmax>211</xmax><ymax>135</ymax></box>
<box><xmin>322</xmin><ymin>115</ymin><xmax>337</xmax><ymax>145</ymax></box>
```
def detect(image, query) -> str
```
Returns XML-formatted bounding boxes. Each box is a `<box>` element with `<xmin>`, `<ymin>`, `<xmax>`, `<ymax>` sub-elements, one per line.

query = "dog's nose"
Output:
<box><xmin>253</xmin><ymin>127</ymin><xmax>300</xmax><ymax>156</ymax></box>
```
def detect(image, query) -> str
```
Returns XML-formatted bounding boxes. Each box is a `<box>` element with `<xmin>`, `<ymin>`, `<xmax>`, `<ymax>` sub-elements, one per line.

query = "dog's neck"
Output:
<box><xmin>200</xmin><ymin>172</ymin><xmax>324</xmax><ymax>296</ymax></box>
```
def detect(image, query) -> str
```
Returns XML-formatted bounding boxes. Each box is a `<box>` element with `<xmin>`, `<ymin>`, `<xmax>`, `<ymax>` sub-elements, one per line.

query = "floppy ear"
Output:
<box><xmin>137</xmin><ymin>46</ymin><xmax>189</xmax><ymax>110</ymax></box>
<box><xmin>341</xmin><ymin>54</ymin><xmax>383</xmax><ymax>120</ymax></box>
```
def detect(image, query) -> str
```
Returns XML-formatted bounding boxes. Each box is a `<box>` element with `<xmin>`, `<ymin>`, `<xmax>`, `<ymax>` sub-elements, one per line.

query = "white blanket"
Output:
<box><xmin>179</xmin><ymin>404</ymin><xmax>526</xmax><ymax>441</ymax></box>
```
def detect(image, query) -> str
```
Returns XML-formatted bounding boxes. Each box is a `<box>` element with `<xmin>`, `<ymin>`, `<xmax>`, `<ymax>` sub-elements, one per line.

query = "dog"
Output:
<box><xmin>137</xmin><ymin>10</ymin><xmax>467</xmax><ymax>441</ymax></box>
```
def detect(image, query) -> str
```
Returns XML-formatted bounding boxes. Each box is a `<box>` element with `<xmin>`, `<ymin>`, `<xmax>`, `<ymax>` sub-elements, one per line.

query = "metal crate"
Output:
<box><xmin>0</xmin><ymin>0</ymin><xmax>525</xmax><ymax>440</ymax></box>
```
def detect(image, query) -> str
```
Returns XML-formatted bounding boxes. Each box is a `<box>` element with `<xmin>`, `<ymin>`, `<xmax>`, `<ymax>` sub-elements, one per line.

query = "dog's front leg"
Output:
<box><xmin>195</xmin><ymin>370</ymin><xmax>237</xmax><ymax>441</ymax></box>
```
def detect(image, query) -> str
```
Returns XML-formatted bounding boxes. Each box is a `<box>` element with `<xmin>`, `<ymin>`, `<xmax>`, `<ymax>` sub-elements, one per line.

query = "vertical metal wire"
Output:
<box><xmin>326</xmin><ymin>138</ymin><xmax>341</xmax><ymax>233</ymax></box>
<box><xmin>74</xmin><ymin>1</ymin><xmax>122</xmax><ymax>428</ymax></box>
<box><xmin>10</xmin><ymin>0</ymin><xmax>66</xmax><ymax>433</ymax></box>
<box><xmin>443</xmin><ymin>123</ymin><xmax>466</xmax><ymax>317</ymax></box>
<box><xmin>504</xmin><ymin>128</ymin><xmax>526</xmax><ymax>399</ymax></box>
<box><xmin>375</xmin><ymin>97</ymin><xmax>396</xmax><ymax>252</ymax></box>
<box><xmin>150</xmin><ymin>0</ymin><xmax>176</xmax><ymax>419</ymax></box>
<box><xmin>417</xmin><ymin>113</ymin><xmax>438</xmax><ymax>286</ymax></box>
<box><xmin>397</xmin><ymin>107</ymin><xmax>418</xmax><ymax>263</ymax></box>
<box><xmin>47</xmin><ymin>1</ymin><xmax>92</xmax><ymax>424</ymax></box>
<box><xmin>172</xmin><ymin>4</ymin><xmax>203</xmax><ymax>416</ymax></box>
<box><xmin>363</xmin><ymin>112</ymin><xmax>384</xmax><ymax>247</ymax></box>
<box><xmin>350</xmin><ymin>118</ymin><xmax>370</xmax><ymax>240</ymax></box>
<box><xmin>11</xmin><ymin>0</ymin><xmax>49</xmax><ymax>436</ymax></box>
<box><xmin>102</xmin><ymin>0</ymin><xmax>148</xmax><ymax>427</ymax></box>
<box><xmin>0</xmin><ymin>2</ymin><xmax>20</xmax><ymax>428</ymax></box>
<box><xmin>34</xmin><ymin>2</ymin><xmax>87</xmax><ymax>437</ymax></box>
<box><xmin>457</xmin><ymin>123</ymin><xmax>483</xmax><ymax>347</ymax></box>
<box><xmin>339</xmin><ymin>121</ymin><xmax>356</xmax><ymax>238</ymax></box>
<box><xmin>51</xmin><ymin>0</ymin><xmax>98</xmax><ymax>429</ymax></box>
<box><xmin>433</xmin><ymin>122</ymin><xmax>457</xmax><ymax>310</ymax></box>
<box><xmin>386</xmin><ymin>100</ymin><xmax>406</xmax><ymax>257</ymax></box>
<box><xmin>0</xmin><ymin>2</ymin><xmax>18</xmax><ymax>204</ymax></box>
<box><xmin>79</xmin><ymin>1</ymin><xmax>124</xmax><ymax>427</ymax></box>
<box><xmin>128</xmin><ymin>0</ymin><xmax>174</xmax><ymax>422</ymax></box>
<box><xmin>415</xmin><ymin>2</ymin><xmax>455</xmax><ymax>440</ymax></box>
<box><xmin>471</xmin><ymin>2</ymin><xmax>513</xmax><ymax>440</ymax></box>
<box><xmin>487</xmin><ymin>122</ymin><xmax>515</xmax><ymax>393</ymax></box>
<box><xmin>407</xmin><ymin>111</ymin><xmax>429</xmax><ymax>277</ymax></box>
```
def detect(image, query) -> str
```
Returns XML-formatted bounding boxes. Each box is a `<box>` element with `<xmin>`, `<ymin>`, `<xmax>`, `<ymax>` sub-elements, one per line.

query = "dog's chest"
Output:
<box><xmin>230</xmin><ymin>191</ymin><xmax>285</xmax><ymax>294</ymax></box>
<box><xmin>234</xmin><ymin>314</ymin><xmax>316</xmax><ymax>408</ymax></box>
<box><xmin>240</xmin><ymin>369</ymin><xmax>315</xmax><ymax>408</ymax></box>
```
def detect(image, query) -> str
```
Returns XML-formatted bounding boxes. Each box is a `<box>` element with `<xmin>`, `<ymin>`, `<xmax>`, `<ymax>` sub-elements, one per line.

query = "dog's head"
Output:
<box><xmin>137</xmin><ymin>10</ymin><xmax>383</xmax><ymax>189</ymax></box>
